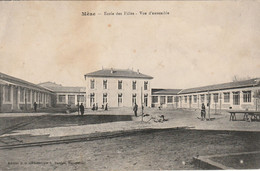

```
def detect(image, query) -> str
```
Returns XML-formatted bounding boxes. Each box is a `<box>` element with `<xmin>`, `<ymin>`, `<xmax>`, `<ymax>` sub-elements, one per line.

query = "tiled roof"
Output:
<box><xmin>179</xmin><ymin>78</ymin><xmax>260</xmax><ymax>94</ymax></box>
<box><xmin>152</xmin><ymin>89</ymin><xmax>182</xmax><ymax>95</ymax></box>
<box><xmin>38</xmin><ymin>82</ymin><xmax>62</xmax><ymax>87</ymax></box>
<box><xmin>0</xmin><ymin>72</ymin><xmax>53</xmax><ymax>93</ymax></box>
<box><xmin>85</xmin><ymin>69</ymin><xmax>153</xmax><ymax>79</ymax></box>
<box><xmin>41</xmin><ymin>86</ymin><xmax>86</xmax><ymax>93</ymax></box>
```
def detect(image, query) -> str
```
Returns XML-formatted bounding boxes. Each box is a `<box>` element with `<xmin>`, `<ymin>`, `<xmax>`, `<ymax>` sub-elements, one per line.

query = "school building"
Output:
<box><xmin>84</xmin><ymin>68</ymin><xmax>153</xmax><ymax>108</ymax></box>
<box><xmin>151</xmin><ymin>78</ymin><xmax>260</xmax><ymax>111</ymax></box>
<box><xmin>0</xmin><ymin>72</ymin><xmax>54</xmax><ymax>112</ymax></box>
<box><xmin>38</xmin><ymin>82</ymin><xmax>86</xmax><ymax>107</ymax></box>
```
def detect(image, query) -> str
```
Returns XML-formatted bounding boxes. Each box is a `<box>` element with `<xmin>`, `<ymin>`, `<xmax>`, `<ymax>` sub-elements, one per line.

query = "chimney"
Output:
<box><xmin>137</xmin><ymin>69</ymin><xmax>140</xmax><ymax>74</ymax></box>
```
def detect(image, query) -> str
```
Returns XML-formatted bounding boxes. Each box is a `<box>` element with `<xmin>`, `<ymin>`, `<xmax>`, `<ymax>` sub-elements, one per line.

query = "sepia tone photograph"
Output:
<box><xmin>0</xmin><ymin>0</ymin><xmax>260</xmax><ymax>170</ymax></box>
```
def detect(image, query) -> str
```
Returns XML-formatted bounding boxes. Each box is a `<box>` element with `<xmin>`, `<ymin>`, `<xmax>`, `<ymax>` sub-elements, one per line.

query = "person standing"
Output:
<box><xmin>92</xmin><ymin>103</ymin><xmax>95</xmax><ymax>111</ymax></box>
<box><xmin>105</xmin><ymin>103</ymin><xmax>108</xmax><ymax>111</ymax></box>
<box><xmin>133</xmin><ymin>103</ymin><xmax>138</xmax><ymax>117</ymax></box>
<box><xmin>80</xmin><ymin>103</ymin><xmax>84</xmax><ymax>116</ymax></box>
<box><xmin>33</xmin><ymin>102</ymin><xmax>37</xmax><ymax>112</ymax></box>
<box><xmin>201</xmin><ymin>103</ymin><xmax>206</xmax><ymax>120</ymax></box>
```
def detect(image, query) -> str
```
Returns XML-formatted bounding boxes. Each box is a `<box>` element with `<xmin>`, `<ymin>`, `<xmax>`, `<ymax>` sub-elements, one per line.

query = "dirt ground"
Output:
<box><xmin>1</xmin><ymin>129</ymin><xmax>260</xmax><ymax>170</ymax></box>
<box><xmin>0</xmin><ymin>107</ymin><xmax>260</xmax><ymax>170</ymax></box>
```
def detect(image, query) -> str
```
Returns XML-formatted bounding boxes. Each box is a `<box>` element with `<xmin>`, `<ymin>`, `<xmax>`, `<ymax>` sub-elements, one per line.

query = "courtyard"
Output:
<box><xmin>0</xmin><ymin>107</ymin><xmax>259</xmax><ymax>170</ymax></box>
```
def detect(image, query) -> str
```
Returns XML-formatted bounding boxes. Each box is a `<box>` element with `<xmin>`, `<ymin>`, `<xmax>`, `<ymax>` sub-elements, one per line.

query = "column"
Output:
<box><xmin>65</xmin><ymin>95</ymin><xmax>68</xmax><ymax>104</ymax></box>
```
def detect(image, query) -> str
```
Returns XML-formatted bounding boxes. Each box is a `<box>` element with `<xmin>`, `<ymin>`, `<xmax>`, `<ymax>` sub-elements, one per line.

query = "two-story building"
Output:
<box><xmin>84</xmin><ymin>68</ymin><xmax>153</xmax><ymax>108</ymax></box>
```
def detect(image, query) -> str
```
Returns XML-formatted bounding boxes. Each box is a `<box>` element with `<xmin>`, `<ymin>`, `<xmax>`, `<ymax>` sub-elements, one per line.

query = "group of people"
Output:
<box><xmin>78</xmin><ymin>103</ymin><xmax>109</xmax><ymax>116</ymax></box>
<box><xmin>91</xmin><ymin>103</ymin><xmax>108</xmax><ymax>111</ymax></box>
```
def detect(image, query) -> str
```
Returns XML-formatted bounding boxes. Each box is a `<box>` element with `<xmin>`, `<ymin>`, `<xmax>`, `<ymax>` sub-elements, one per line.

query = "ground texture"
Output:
<box><xmin>0</xmin><ymin>107</ymin><xmax>259</xmax><ymax>170</ymax></box>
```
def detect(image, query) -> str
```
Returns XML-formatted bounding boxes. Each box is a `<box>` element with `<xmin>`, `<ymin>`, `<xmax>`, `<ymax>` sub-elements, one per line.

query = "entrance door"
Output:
<box><xmin>13</xmin><ymin>87</ymin><xmax>18</xmax><ymax>110</ymax></box>
<box><xmin>144</xmin><ymin>95</ymin><xmax>148</xmax><ymax>107</ymax></box>
<box><xmin>118</xmin><ymin>94</ymin><xmax>122</xmax><ymax>107</ymax></box>
<box><xmin>90</xmin><ymin>94</ymin><xmax>95</xmax><ymax>107</ymax></box>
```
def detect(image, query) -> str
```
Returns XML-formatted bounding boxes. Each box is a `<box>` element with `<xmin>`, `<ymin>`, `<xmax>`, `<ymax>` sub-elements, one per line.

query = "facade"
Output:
<box><xmin>151</xmin><ymin>78</ymin><xmax>260</xmax><ymax>111</ymax></box>
<box><xmin>151</xmin><ymin>89</ymin><xmax>182</xmax><ymax>108</ymax></box>
<box><xmin>84</xmin><ymin>68</ymin><xmax>153</xmax><ymax>108</ymax></box>
<box><xmin>177</xmin><ymin>78</ymin><xmax>260</xmax><ymax>111</ymax></box>
<box><xmin>0</xmin><ymin>72</ymin><xmax>54</xmax><ymax>112</ymax></box>
<box><xmin>38</xmin><ymin>82</ymin><xmax>86</xmax><ymax>107</ymax></box>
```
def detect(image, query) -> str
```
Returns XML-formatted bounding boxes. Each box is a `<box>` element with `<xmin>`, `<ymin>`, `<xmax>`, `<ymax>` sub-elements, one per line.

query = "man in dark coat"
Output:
<box><xmin>80</xmin><ymin>103</ymin><xmax>84</xmax><ymax>116</ymax></box>
<box><xmin>133</xmin><ymin>103</ymin><xmax>138</xmax><ymax>117</ymax></box>
<box><xmin>201</xmin><ymin>103</ymin><xmax>206</xmax><ymax>120</ymax></box>
<box><xmin>33</xmin><ymin>102</ymin><xmax>37</xmax><ymax>112</ymax></box>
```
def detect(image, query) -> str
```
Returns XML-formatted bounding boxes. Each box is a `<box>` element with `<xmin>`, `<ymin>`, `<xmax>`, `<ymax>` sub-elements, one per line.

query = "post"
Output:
<box><xmin>78</xmin><ymin>100</ymin><xmax>80</xmax><ymax>115</ymax></box>
<box><xmin>141</xmin><ymin>87</ymin><xmax>143</xmax><ymax>122</ymax></box>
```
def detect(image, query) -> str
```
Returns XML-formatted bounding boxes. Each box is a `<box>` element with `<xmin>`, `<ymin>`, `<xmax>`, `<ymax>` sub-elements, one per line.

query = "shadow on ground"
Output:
<box><xmin>1</xmin><ymin>114</ymin><xmax>133</xmax><ymax>131</ymax></box>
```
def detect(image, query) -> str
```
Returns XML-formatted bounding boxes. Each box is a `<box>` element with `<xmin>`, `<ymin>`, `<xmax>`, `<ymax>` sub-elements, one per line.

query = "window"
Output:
<box><xmin>103</xmin><ymin>80</ymin><xmax>107</xmax><ymax>89</ymax></box>
<box><xmin>243</xmin><ymin>91</ymin><xmax>251</xmax><ymax>103</ymax></box>
<box><xmin>132</xmin><ymin>81</ymin><xmax>136</xmax><ymax>90</ymax></box>
<box><xmin>36</xmin><ymin>92</ymin><xmax>38</xmax><ymax>102</ymax></box>
<box><xmin>43</xmin><ymin>94</ymin><xmax>45</xmax><ymax>104</ymax></box>
<box><xmin>200</xmin><ymin>94</ymin><xmax>205</xmax><ymax>103</ymax></box>
<box><xmin>213</xmin><ymin>93</ymin><xmax>218</xmax><ymax>103</ymax></box>
<box><xmin>4</xmin><ymin>85</ymin><xmax>11</xmax><ymax>102</ymax></box>
<box><xmin>132</xmin><ymin>94</ymin><xmax>137</xmax><ymax>104</ymax></box>
<box><xmin>144</xmin><ymin>81</ymin><xmax>148</xmax><ymax>90</ymax></box>
<box><xmin>206</xmin><ymin>94</ymin><xmax>211</xmax><ymax>103</ymax></box>
<box><xmin>152</xmin><ymin>96</ymin><xmax>158</xmax><ymax>103</ymax></box>
<box><xmin>179</xmin><ymin>96</ymin><xmax>182</xmax><ymax>102</ymax></box>
<box><xmin>90</xmin><ymin>93</ymin><xmax>95</xmax><ymax>105</ymax></box>
<box><xmin>160</xmin><ymin>96</ymin><xmax>166</xmax><ymax>104</ymax></box>
<box><xmin>39</xmin><ymin>93</ymin><xmax>43</xmax><ymax>102</ymax></box>
<box><xmin>90</xmin><ymin>79</ymin><xmax>95</xmax><ymax>89</ymax></box>
<box><xmin>58</xmin><ymin>95</ymin><xmax>66</xmax><ymax>103</ymax></box>
<box><xmin>118</xmin><ymin>80</ymin><xmax>122</xmax><ymax>90</ymax></box>
<box><xmin>103</xmin><ymin>93</ymin><xmax>108</xmax><ymax>104</ymax></box>
<box><xmin>193</xmin><ymin>95</ymin><xmax>197</xmax><ymax>103</ymax></box>
<box><xmin>32</xmin><ymin>91</ymin><xmax>35</xmax><ymax>103</ymax></box>
<box><xmin>77</xmin><ymin>95</ymin><xmax>85</xmax><ymax>103</ymax></box>
<box><xmin>189</xmin><ymin>96</ymin><xmax>192</xmax><ymax>104</ymax></box>
<box><xmin>20</xmin><ymin>88</ymin><xmax>24</xmax><ymax>102</ymax></box>
<box><xmin>167</xmin><ymin>96</ymin><xmax>173</xmax><ymax>103</ymax></box>
<box><xmin>42</xmin><ymin>94</ymin><xmax>45</xmax><ymax>103</ymax></box>
<box><xmin>27</xmin><ymin>90</ymin><xmax>31</xmax><ymax>102</ymax></box>
<box><xmin>68</xmin><ymin>95</ymin><xmax>75</xmax><ymax>105</ymax></box>
<box><xmin>118</xmin><ymin>94</ymin><xmax>122</xmax><ymax>104</ymax></box>
<box><xmin>233</xmin><ymin>92</ymin><xmax>240</xmax><ymax>105</ymax></box>
<box><xmin>224</xmin><ymin>92</ymin><xmax>230</xmax><ymax>103</ymax></box>
<box><xmin>184</xmin><ymin>96</ymin><xmax>187</xmax><ymax>103</ymax></box>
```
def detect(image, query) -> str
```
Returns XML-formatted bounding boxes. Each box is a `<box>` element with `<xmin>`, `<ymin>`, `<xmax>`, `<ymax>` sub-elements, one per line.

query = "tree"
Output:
<box><xmin>232</xmin><ymin>75</ymin><xmax>251</xmax><ymax>82</ymax></box>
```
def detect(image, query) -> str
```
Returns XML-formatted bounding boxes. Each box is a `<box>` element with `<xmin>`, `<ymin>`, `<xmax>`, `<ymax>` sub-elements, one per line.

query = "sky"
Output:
<box><xmin>0</xmin><ymin>1</ymin><xmax>259</xmax><ymax>89</ymax></box>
